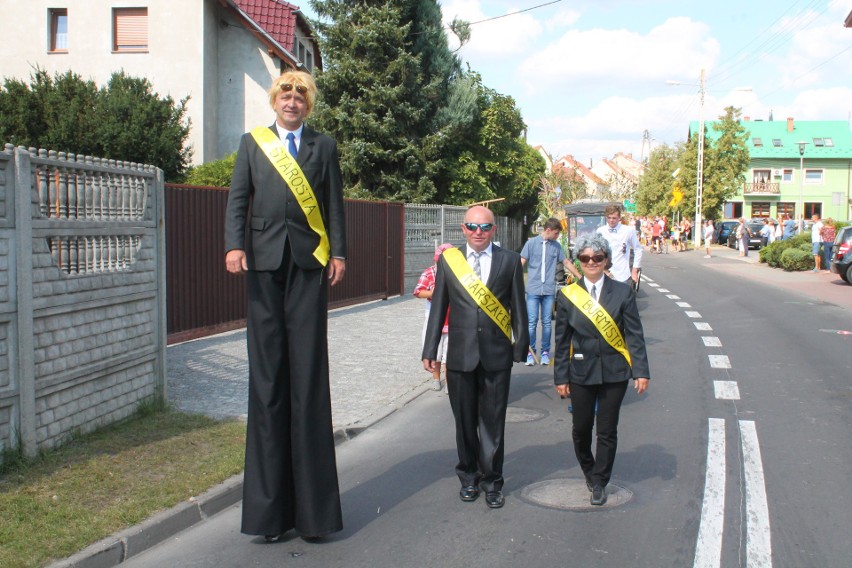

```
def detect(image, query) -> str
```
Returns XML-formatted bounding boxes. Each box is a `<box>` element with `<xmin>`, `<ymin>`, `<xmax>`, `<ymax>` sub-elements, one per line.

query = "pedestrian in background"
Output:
<box><xmin>521</xmin><ymin>218</ymin><xmax>568</xmax><ymax>366</ymax></box>
<box><xmin>414</xmin><ymin>243</ymin><xmax>454</xmax><ymax>391</ymax></box>
<box><xmin>821</xmin><ymin>219</ymin><xmax>836</xmax><ymax>272</ymax></box>
<box><xmin>422</xmin><ymin>206</ymin><xmax>529</xmax><ymax>509</ymax></box>
<box><xmin>703</xmin><ymin>220</ymin><xmax>714</xmax><ymax>258</ymax></box>
<box><xmin>596</xmin><ymin>205</ymin><xmax>642</xmax><ymax>286</ymax></box>
<box><xmin>736</xmin><ymin>218</ymin><xmax>750</xmax><ymax>257</ymax></box>
<box><xmin>811</xmin><ymin>214</ymin><xmax>824</xmax><ymax>272</ymax></box>
<box><xmin>225</xmin><ymin>71</ymin><xmax>346</xmax><ymax>542</ymax></box>
<box><xmin>759</xmin><ymin>218</ymin><xmax>773</xmax><ymax>248</ymax></box>
<box><xmin>783</xmin><ymin>213</ymin><xmax>797</xmax><ymax>240</ymax></box>
<box><xmin>554</xmin><ymin>233</ymin><xmax>650</xmax><ymax>506</ymax></box>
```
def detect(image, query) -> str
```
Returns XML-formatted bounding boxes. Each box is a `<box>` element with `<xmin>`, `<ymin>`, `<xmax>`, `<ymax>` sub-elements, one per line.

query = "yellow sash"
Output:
<box><xmin>561</xmin><ymin>282</ymin><xmax>632</xmax><ymax>366</ymax></box>
<box><xmin>442</xmin><ymin>247</ymin><xmax>512</xmax><ymax>341</ymax></box>
<box><xmin>250</xmin><ymin>126</ymin><xmax>330</xmax><ymax>266</ymax></box>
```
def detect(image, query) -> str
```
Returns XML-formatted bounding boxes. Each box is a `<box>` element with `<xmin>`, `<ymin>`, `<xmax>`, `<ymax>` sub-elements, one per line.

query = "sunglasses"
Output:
<box><xmin>280</xmin><ymin>83</ymin><xmax>308</xmax><ymax>95</ymax></box>
<box><xmin>463</xmin><ymin>222</ymin><xmax>494</xmax><ymax>232</ymax></box>
<box><xmin>578</xmin><ymin>254</ymin><xmax>606</xmax><ymax>264</ymax></box>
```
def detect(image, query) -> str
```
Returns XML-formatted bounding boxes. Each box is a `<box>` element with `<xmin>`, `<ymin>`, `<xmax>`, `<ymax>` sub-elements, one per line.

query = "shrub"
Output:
<box><xmin>181</xmin><ymin>152</ymin><xmax>236</xmax><ymax>187</ymax></box>
<box><xmin>761</xmin><ymin>232</ymin><xmax>811</xmax><ymax>268</ymax></box>
<box><xmin>779</xmin><ymin>247</ymin><xmax>813</xmax><ymax>271</ymax></box>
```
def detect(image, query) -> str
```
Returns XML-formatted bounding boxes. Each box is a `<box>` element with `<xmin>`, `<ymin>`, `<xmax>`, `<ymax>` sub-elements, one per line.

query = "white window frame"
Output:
<box><xmin>804</xmin><ymin>169</ymin><xmax>824</xmax><ymax>184</ymax></box>
<box><xmin>782</xmin><ymin>169</ymin><xmax>793</xmax><ymax>183</ymax></box>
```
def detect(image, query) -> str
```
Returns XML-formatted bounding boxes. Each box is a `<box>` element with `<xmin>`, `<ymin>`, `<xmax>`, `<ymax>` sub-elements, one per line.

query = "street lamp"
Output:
<box><xmin>797</xmin><ymin>141</ymin><xmax>808</xmax><ymax>224</ymax></box>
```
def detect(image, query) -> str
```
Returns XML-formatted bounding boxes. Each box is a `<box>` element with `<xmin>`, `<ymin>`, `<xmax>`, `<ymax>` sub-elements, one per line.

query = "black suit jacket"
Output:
<box><xmin>224</xmin><ymin>123</ymin><xmax>346</xmax><ymax>271</ymax></box>
<box><xmin>422</xmin><ymin>246</ymin><xmax>529</xmax><ymax>372</ymax></box>
<box><xmin>554</xmin><ymin>276</ymin><xmax>650</xmax><ymax>385</ymax></box>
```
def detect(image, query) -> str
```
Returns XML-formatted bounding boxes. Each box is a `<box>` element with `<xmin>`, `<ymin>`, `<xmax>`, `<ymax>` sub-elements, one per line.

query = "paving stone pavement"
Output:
<box><xmin>167</xmin><ymin>295</ymin><xmax>436</xmax><ymax>433</ymax></box>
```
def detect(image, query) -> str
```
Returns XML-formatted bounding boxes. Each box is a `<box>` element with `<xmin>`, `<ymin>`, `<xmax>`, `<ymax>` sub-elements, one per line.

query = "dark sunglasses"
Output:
<box><xmin>578</xmin><ymin>254</ymin><xmax>606</xmax><ymax>264</ymax></box>
<box><xmin>463</xmin><ymin>222</ymin><xmax>494</xmax><ymax>232</ymax></box>
<box><xmin>280</xmin><ymin>83</ymin><xmax>308</xmax><ymax>95</ymax></box>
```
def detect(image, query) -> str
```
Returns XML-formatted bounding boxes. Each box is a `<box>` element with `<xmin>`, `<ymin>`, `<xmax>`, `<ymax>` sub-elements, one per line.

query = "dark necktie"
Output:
<box><xmin>591</xmin><ymin>283</ymin><xmax>598</xmax><ymax>301</ymax></box>
<box><xmin>286</xmin><ymin>132</ymin><xmax>298</xmax><ymax>159</ymax></box>
<box><xmin>471</xmin><ymin>252</ymin><xmax>481</xmax><ymax>279</ymax></box>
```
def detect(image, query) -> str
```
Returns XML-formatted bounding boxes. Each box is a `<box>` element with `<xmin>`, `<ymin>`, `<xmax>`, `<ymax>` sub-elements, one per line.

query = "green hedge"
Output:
<box><xmin>759</xmin><ymin>232</ymin><xmax>812</xmax><ymax>269</ymax></box>
<box><xmin>779</xmin><ymin>247</ymin><xmax>813</xmax><ymax>271</ymax></box>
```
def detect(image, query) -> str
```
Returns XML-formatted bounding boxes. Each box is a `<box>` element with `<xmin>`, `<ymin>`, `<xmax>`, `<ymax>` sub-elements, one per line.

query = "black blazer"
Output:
<box><xmin>224</xmin><ymin>123</ymin><xmax>346</xmax><ymax>271</ymax></box>
<box><xmin>554</xmin><ymin>276</ymin><xmax>650</xmax><ymax>386</ymax></box>
<box><xmin>422</xmin><ymin>246</ymin><xmax>529</xmax><ymax>372</ymax></box>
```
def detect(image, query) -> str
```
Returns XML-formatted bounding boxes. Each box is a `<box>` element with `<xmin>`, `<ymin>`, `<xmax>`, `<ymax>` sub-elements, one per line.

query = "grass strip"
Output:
<box><xmin>0</xmin><ymin>407</ymin><xmax>246</xmax><ymax>568</ymax></box>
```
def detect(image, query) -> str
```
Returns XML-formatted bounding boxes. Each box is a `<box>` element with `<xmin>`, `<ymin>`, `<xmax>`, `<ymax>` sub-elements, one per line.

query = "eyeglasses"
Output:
<box><xmin>463</xmin><ymin>222</ymin><xmax>494</xmax><ymax>232</ymax></box>
<box><xmin>280</xmin><ymin>83</ymin><xmax>308</xmax><ymax>95</ymax></box>
<box><xmin>577</xmin><ymin>254</ymin><xmax>606</xmax><ymax>264</ymax></box>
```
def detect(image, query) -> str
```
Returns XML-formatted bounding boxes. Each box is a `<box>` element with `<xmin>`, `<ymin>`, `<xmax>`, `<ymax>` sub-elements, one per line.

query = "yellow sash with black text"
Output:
<box><xmin>561</xmin><ymin>282</ymin><xmax>632</xmax><ymax>366</ymax></box>
<box><xmin>442</xmin><ymin>247</ymin><xmax>513</xmax><ymax>342</ymax></box>
<box><xmin>250</xmin><ymin>126</ymin><xmax>330</xmax><ymax>266</ymax></box>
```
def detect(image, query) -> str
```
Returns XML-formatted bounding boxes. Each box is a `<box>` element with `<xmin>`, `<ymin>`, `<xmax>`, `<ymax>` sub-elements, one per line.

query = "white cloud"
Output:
<box><xmin>441</xmin><ymin>0</ymin><xmax>543</xmax><ymax>56</ymax></box>
<box><xmin>519</xmin><ymin>17</ymin><xmax>720</xmax><ymax>87</ymax></box>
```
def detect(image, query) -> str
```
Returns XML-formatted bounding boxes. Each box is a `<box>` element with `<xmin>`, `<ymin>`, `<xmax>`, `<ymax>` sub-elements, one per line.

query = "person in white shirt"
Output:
<box><xmin>595</xmin><ymin>205</ymin><xmax>642</xmax><ymax>285</ymax></box>
<box><xmin>703</xmin><ymin>220</ymin><xmax>714</xmax><ymax>258</ymax></box>
<box><xmin>810</xmin><ymin>214</ymin><xmax>824</xmax><ymax>272</ymax></box>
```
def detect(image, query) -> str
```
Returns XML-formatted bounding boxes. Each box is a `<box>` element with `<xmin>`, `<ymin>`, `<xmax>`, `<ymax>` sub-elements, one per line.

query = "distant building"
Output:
<box><xmin>553</xmin><ymin>154</ymin><xmax>608</xmax><ymax>198</ymax></box>
<box><xmin>2</xmin><ymin>0</ymin><xmax>321</xmax><ymax>165</ymax></box>
<box><xmin>690</xmin><ymin>117</ymin><xmax>852</xmax><ymax>221</ymax></box>
<box><xmin>590</xmin><ymin>152</ymin><xmax>645</xmax><ymax>201</ymax></box>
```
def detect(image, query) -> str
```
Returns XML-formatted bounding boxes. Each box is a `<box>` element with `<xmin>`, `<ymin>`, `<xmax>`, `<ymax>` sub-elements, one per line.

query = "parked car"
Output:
<box><xmin>830</xmin><ymin>225</ymin><xmax>852</xmax><ymax>284</ymax></box>
<box><xmin>726</xmin><ymin>220</ymin><xmax>765</xmax><ymax>250</ymax></box>
<box><xmin>714</xmin><ymin>220</ymin><xmax>738</xmax><ymax>245</ymax></box>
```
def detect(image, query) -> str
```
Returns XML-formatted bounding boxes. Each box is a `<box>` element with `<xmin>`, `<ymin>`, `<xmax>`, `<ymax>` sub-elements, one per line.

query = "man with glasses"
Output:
<box><xmin>423</xmin><ymin>206</ymin><xmax>528</xmax><ymax>509</ymax></box>
<box><xmin>596</xmin><ymin>205</ymin><xmax>642</xmax><ymax>286</ymax></box>
<box><xmin>225</xmin><ymin>71</ymin><xmax>345</xmax><ymax>541</ymax></box>
<box><xmin>521</xmin><ymin>218</ymin><xmax>567</xmax><ymax>366</ymax></box>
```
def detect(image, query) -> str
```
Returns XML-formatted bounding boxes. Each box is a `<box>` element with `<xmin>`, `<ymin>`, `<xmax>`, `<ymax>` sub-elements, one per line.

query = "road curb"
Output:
<box><xmin>48</xmin><ymin>384</ymin><xmax>434</xmax><ymax>568</ymax></box>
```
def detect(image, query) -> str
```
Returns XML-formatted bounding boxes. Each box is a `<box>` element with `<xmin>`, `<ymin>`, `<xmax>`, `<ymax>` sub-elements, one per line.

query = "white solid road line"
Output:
<box><xmin>694</xmin><ymin>418</ymin><xmax>726</xmax><ymax>568</ymax></box>
<box><xmin>740</xmin><ymin>420</ymin><xmax>773</xmax><ymax>567</ymax></box>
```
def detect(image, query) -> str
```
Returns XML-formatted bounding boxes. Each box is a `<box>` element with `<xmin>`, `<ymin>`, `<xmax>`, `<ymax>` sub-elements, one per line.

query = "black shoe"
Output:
<box><xmin>484</xmin><ymin>491</ymin><xmax>505</xmax><ymax>509</ymax></box>
<box><xmin>459</xmin><ymin>485</ymin><xmax>480</xmax><ymax>502</ymax></box>
<box><xmin>590</xmin><ymin>485</ymin><xmax>607</xmax><ymax>506</ymax></box>
<box><xmin>585</xmin><ymin>477</ymin><xmax>593</xmax><ymax>492</ymax></box>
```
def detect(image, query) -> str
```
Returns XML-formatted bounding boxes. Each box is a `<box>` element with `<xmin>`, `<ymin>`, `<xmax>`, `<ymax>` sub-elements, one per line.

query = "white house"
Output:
<box><xmin>2</xmin><ymin>0</ymin><xmax>321</xmax><ymax>165</ymax></box>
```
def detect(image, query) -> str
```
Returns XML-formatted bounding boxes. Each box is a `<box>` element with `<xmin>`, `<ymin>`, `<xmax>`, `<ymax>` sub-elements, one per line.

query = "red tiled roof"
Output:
<box><xmin>232</xmin><ymin>0</ymin><xmax>298</xmax><ymax>50</ymax></box>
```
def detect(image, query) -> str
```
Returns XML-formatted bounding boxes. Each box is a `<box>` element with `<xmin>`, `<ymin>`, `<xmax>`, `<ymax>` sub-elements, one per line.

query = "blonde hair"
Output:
<box><xmin>267</xmin><ymin>71</ymin><xmax>317</xmax><ymax>116</ymax></box>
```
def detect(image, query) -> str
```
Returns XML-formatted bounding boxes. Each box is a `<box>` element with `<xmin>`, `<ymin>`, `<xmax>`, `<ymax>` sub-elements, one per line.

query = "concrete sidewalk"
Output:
<box><xmin>51</xmin><ymin>245</ymin><xmax>851</xmax><ymax>567</ymax></box>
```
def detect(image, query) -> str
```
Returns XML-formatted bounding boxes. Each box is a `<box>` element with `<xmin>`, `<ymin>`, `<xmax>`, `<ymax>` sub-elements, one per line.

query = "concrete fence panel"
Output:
<box><xmin>0</xmin><ymin>144</ymin><xmax>166</xmax><ymax>458</ymax></box>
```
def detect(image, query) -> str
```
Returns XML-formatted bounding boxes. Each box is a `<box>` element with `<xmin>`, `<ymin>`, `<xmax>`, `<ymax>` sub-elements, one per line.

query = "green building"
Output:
<box><xmin>690</xmin><ymin>117</ymin><xmax>852</xmax><ymax>222</ymax></box>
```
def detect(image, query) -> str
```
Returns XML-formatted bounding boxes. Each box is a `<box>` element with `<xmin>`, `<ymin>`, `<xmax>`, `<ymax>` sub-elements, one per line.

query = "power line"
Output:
<box><xmin>466</xmin><ymin>0</ymin><xmax>565</xmax><ymax>26</ymax></box>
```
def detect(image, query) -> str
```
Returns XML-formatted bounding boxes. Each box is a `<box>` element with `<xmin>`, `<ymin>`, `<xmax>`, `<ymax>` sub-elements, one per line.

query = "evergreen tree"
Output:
<box><xmin>0</xmin><ymin>68</ymin><xmax>191</xmax><ymax>180</ymax></box>
<box><xmin>309</xmin><ymin>0</ymin><xmax>460</xmax><ymax>202</ymax></box>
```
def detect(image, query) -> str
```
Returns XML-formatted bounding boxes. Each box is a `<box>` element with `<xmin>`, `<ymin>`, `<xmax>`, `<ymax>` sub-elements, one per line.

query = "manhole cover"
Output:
<box><xmin>520</xmin><ymin>478</ymin><xmax>633</xmax><ymax>510</ymax></box>
<box><xmin>505</xmin><ymin>406</ymin><xmax>548</xmax><ymax>423</ymax></box>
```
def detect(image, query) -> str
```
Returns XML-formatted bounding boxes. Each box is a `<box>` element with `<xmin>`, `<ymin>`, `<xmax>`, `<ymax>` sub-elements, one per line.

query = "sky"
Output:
<box><xmin>304</xmin><ymin>0</ymin><xmax>852</xmax><ymax>166</ymax></box>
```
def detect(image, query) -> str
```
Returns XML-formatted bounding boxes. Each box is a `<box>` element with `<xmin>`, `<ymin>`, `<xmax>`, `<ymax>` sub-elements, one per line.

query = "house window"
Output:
<box><xmin>813</xmin><ymin>138</ymin><xmax>824</xmax><ymax>147</ymax></box>
<box><xmin>804</xmin><ymin>203</ymin><xmax>822</xmax><ymax>218</ymax></box>
<box><xmin>49</xmin><ymin>8</ymin><xmax>68</xmax><ymax>52</ymax></box>
<box><xmin>772</xmin><ymin>139</ymin><xmax>782</xmax><ymax>147</ymax></box>
<box><xmin>782</xmin><ymin>169</ymin><xmax>793</xmax><ymax>183</ymax></box>
<box><xmin>751</xmin><ymin>202</ymin><xmax>770</xmax><ymax>218</ymax></box>
<box><xmin>294</xmin><ymin>39</ymin><xmax>313</xmax><ymax>72</ymax></box>
<box><xmin>804</xmin><ymin>169</ymin><xmax>823</xmax><ymax>184</ymax></box>
<box><xmin>824</xmin><ymin>138</ymin><xmax>834</xmax><ymax>147</ymax></box>
<box><xmin>113</xmin><ymin>8</ymin><xmax>148</xmax><ymax>52</ymax></box>
<box><xmin>752</xmin><ymin>138</ymin><xmax>763</xmax><ymax>147</ymax></box>
<box><xmin>777</xmin><ymin>202</ymin><xmax>796</xmax><ymax>218</ymax></box>
<box><xmin>752</xmin><ymin>169</ymin><xmax>771</xmax><ymax>183</ymax></box>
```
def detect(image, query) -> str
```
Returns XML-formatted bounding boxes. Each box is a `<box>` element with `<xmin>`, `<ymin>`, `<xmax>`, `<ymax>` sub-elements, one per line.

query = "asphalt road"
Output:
<box><xmin>122</xmin><ymin>249</ymin><xmax>852</xmax><ymax>568</ymax></box>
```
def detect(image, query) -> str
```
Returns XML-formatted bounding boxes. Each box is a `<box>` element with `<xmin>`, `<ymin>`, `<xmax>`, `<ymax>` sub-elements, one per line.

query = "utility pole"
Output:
<box><xmin>695</xmin><ymin>68</ymin><xmax>705</xmax><ymax>249</ymax></box>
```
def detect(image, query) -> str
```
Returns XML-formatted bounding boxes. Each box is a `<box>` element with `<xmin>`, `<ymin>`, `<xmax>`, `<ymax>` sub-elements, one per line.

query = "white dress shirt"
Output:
<box><xmin>596</xmin><ymin>223</ymin><xmax>642</xmax><ymax>282</ymax></box>
<box><xmin>466</xmin><ymin>243</ymin><xmax>493</xmax><ymax>284</ymax></box>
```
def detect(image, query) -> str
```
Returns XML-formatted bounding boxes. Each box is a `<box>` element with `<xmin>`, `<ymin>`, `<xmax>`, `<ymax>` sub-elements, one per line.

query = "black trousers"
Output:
<box><xmin>446</xmin><ymin>365</ymin><xmax>511</xmax><ymax>493</ymax></box>
<box><xmin>569</xmin><ymin>381</ymin><xmax>628</xmax><ymax>487</ymax></box>
<box><xmin>241</xmin><ymin>244</ymin><xmax>342</xmax><ymax>537</ymax></box>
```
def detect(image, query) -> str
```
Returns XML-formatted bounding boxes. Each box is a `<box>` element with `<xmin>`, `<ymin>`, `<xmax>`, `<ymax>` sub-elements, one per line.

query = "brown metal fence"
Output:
<box><xmin>165</xmin><ymin>184</ymin><xmax>404</xmax><ymax>344</ymax></box>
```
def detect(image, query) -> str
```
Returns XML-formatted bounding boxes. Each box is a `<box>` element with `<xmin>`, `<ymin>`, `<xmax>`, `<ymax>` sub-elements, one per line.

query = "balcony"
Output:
<box><xmin>743</xmin><ymin>182</ymin><xmax>780</xmax><ymax>196</ymax></box>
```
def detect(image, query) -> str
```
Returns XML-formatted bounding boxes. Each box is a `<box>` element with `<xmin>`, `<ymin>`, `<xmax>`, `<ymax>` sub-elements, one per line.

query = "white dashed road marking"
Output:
<box><xmin>702</xmin><ymin>336</ymin><xmax>722</xmax><ymax>347</ymax></box>
<box><xmin>713</xmin><ymin>381</ymin><xmax>740</xmax><ymax>400</ymax></box>
<box><xmin>709</xmin><ymin>355</ymin><xmax>731</xmax><ymax>369</ymax></box>
<box><xmin>686</xmin><ymin>311</ymin><xmax>702</xmax><ymax>318</ymax></box>
<box><xmin>694</xmin><ymin>322</ymin><xmax>713</xmax><ymax>331</ymax></box>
